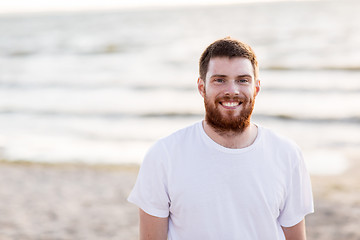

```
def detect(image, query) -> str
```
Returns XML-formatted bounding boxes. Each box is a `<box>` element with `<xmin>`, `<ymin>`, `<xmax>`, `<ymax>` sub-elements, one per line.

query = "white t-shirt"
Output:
<box><xmin>128</xmin><ymin>121</ymin><xmax>314</xmax><ymax>240</ymax></box>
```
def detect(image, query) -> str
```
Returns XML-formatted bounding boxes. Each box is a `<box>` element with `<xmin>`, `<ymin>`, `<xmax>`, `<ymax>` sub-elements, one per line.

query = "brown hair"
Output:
<box><xmin>199</xmin><ymin>37</ymin><xmax>259</xmax><ymax>81</ymax></box>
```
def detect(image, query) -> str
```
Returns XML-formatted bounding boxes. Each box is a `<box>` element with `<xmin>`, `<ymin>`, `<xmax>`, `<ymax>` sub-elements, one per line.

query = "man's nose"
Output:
<box><xmin>224</xmin><ymin>81</ymin><xmax>240</xmax><ymax>96</ymax></box>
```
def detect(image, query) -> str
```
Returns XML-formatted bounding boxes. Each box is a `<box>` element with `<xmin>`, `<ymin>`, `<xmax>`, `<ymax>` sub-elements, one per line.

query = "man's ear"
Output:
<box><xmin>197</xmin><ymin>77</ymin><xmax>205</xmax><ymax>98</ymax></box>
<box><xmin>254</xmin><ymin>79</ymin><xmax>261</xmax><ymax>97</ymax></box>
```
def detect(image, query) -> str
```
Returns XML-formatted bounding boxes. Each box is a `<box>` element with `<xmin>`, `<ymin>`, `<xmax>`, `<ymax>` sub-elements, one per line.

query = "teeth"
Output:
<box><xmin>222</xmin><ymin>102</ymin><xmax>239</xmax><ymax>107</ymax></box>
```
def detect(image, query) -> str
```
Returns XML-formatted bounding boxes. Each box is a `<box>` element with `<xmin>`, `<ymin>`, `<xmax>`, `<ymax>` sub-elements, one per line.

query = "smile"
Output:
<box><xmin>220</xmin><ymin>101</ymin><xmax>242</xmax><ymax>109</ymax></box>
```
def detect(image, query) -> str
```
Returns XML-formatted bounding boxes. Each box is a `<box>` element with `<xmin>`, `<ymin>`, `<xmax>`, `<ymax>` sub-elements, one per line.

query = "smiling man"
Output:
<box><xmin>128</xmin><ymin>37</ymin><xmax>314</xmax><ymax>240</ymax></box>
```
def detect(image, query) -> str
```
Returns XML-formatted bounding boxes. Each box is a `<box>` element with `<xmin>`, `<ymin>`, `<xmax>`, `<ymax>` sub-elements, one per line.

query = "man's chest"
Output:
<box><xmin>167</xmin><ymin>152</ymin><xmax>288</xmax><ymax>220</ymax></box>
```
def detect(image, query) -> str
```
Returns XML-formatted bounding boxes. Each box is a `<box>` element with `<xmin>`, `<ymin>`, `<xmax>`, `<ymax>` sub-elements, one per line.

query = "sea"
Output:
<box><xmin>0</xmin><ymin>0</ymin><xmax>359</xmax><ymax>175</ymax></box>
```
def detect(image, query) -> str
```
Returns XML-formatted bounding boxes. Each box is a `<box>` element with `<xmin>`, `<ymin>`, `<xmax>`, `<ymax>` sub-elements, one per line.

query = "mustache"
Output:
<box><xmin>215</xmin><ymin>95</ymin><xmax>247</xmax><ymax>102</ymax></box>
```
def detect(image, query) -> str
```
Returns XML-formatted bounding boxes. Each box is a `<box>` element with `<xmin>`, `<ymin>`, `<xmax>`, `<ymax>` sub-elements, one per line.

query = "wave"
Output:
<box><xmin>262</xmin><ymin>87</ymin><xmax>360</xmax><ymax>94</ymax></box>
<box><xmin>4</xmin><ymin>50</ymin><xmax>360</xmax><ymax>72</ymax></box>
<box><xmin>1</xmin><ymin>110</ymin><xmax>360</xmax><ymax>124</ymax></box>
<box><xmin>0</xmin><ymin>82</ymin><xmax>195</xmax><ymax>91</ymax></box>
<box><xmin>1</xmin><ymin>82</ymin><xmax>360</xmax><ymax>94</ymax></box>
<box><xmin>265</xmin><ymin>66</ymin><xmax>360</xmax><ymax>71</ymax></box>
<box><xmin>253</xmin><ymin>114</ymin><xmax>360</xmax><ymax>124</ymax></box>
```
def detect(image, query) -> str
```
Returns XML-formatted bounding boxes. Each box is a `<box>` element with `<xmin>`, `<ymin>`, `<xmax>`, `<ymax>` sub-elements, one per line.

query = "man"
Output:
<box><xmin>128</xmin><ymin>37</ymin><xmax>314</xmax><ymax>240</ymax></box>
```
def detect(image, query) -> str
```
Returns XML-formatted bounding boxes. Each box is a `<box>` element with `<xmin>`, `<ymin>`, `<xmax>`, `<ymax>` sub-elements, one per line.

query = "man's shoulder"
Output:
<box><xmin>143</xmin><ymin>121</ymin><xmax>202</xmax><ymax>162</ymax></box>
<box><xmin>259</xmin><ymin>125</ymin><xmax>304</xmax><ymax>168</ymax></box>
<box><xmin>161</xmin><ymin>121</ymin><xmax>200</xmax><ymax>140</ymax></box>
<box><xmin>151</xmin><ymin>121</ymin><xmax>202</xmax><ymax>149</ymax></box>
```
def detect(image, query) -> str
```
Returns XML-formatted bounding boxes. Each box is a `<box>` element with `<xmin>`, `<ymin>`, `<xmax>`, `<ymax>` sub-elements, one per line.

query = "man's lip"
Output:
<box><xmin>219</xmin><ymin>101</ymin><xmax>243</xmax><ymax>109</ymax></box>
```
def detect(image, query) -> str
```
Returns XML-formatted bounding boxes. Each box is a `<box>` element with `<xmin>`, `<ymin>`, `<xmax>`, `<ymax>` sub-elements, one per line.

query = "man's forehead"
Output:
<box><xmin>207</xmin><ymin>56</ymin><xmax>254</xmax><ymax>77</ymax></box>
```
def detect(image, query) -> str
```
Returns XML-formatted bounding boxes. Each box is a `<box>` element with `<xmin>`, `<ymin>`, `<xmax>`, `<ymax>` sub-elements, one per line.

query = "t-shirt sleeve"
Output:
<box><xmin>278</xmin><ymin>148</ymin><xmax>314</xmax><ymax>227</ymax></box>
<box><xmin>127</xmin><ymin>141</ymin><xmax>170</xmax><ymax>218</ymax></box>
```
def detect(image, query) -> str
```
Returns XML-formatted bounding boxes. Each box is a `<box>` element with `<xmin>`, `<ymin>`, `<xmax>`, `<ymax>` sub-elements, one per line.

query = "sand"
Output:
<box><xmin>306</xmin><ymin>151</ymin><xmax>360</xmax><ymax>240</ymax></box>
<box><xmin>0</xmin><ymin>162</ymin><xmax>139</xmax><ymax>240</ymax></box>
<box><xmin>0</xmin><ymin>152</ymin><xmax>359</xmax><ymax>240</ymax></box>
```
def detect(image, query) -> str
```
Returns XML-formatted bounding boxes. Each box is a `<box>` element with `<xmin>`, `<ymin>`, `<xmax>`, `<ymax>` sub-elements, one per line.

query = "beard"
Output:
<box><xmin>204</xmin><ymin>92</ymin><xmax>256</xmax><ymax>134</ymax></box>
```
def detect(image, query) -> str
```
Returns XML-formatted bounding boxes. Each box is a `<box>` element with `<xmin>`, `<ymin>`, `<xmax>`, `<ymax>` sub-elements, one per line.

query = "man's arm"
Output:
<box><xmin>139</xmin><ymin>209</ymin><xmax>168</xmax><ymax>240</ymax></box>
<box><xmin>281</xmin><ymin>219</ymin><xmax>307</xmax><ymax>240</ymax></box>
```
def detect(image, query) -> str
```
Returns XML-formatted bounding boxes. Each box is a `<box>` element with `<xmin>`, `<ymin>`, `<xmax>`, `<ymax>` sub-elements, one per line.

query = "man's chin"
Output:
<box><xmin>205</xmin><ymin>115</ymin><xmax>250</xmax><ymax>133</ymax></box>
<box><xmin>204</xmin><ymin>98</ymin><xmax>254</xmax><ymax>133</ymax></box>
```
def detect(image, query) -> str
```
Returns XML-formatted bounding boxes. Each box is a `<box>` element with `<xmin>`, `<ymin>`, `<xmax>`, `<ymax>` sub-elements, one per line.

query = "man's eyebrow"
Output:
<box><xmin>210</xmin><ymin>74</ymin><xmax>227</xmax><ymax>78</ymax></box>
<box><xmin>210</xmin><ymin>74</ymin><xmax>252</xmax><ymax>78</ymax></box>
<box><xmin>236</xmin><ymin>74</ymin><xmax>252</xmax><ymax>78</ymax></box>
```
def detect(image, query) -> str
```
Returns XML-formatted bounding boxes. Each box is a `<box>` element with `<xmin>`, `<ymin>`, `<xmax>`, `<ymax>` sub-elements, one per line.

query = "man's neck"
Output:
<box><xmin>202</xmin><ymin>120</ymin><xmax>258</xmax><ymax>149</ymax></box>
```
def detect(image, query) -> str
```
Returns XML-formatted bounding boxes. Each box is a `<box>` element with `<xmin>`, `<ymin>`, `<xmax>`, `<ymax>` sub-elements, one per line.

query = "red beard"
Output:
<box><xmin>204</xmin><ymin>93</ymin><xmax>255</xmax><ymax>134</ymax></box>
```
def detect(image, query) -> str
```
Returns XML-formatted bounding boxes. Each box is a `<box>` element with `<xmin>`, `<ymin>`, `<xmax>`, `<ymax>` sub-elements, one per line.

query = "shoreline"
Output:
<box><xmin>0</xmin><ymin>159</ymin><xmax>140</xmax><ymax>172</ymax></box>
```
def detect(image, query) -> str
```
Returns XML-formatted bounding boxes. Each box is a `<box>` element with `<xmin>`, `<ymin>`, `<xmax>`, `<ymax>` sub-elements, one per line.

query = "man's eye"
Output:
<box><xmin>215</xmin><ymin>79</ymin><xmax>224</xmax><ymax>83</ymax></box>
<box><xmin>238</xmin><ymin>79</ymin><xmax>248</xmax><ymax>83</ymax></box>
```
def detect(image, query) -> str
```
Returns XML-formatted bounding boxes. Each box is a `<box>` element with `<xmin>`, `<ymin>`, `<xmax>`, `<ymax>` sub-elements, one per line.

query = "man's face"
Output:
<box><xmin>197</xmin><ymin>57</ymin><xmax>260</xmax><ymax>133</ymax></box>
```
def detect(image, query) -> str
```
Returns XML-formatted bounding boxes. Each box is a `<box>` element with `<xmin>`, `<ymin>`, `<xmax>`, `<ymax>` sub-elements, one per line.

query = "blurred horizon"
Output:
<box><xmin>0</xmin><ymin>0</ymin><xmax>328</xmax><ymax>14</ymax></box>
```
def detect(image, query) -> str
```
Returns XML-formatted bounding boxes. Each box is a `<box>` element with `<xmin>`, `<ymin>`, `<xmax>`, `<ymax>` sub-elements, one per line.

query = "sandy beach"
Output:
<box><xmin>0</xmin><ymin>162</ymin><xmax>139</xmax><ymax>240</ymax></box>
<box><xmin>0</xmin><ymin>150</ymin><xmax>359</xmax><ymax>240</ymax></box>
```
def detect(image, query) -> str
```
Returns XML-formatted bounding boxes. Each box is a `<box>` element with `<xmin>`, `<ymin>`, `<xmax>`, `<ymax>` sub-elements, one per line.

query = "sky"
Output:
<box><xmin>0</xmin><ymin>0</ymin><xmax>320</xmax><ymax>14</ymax></box>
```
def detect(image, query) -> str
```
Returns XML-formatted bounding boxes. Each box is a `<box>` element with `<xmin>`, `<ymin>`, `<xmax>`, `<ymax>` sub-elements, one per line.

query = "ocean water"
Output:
<box><xmin>0</xmin><ymin>0</ymin><xmax>359</xmax><ymax>174</ymax></box>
